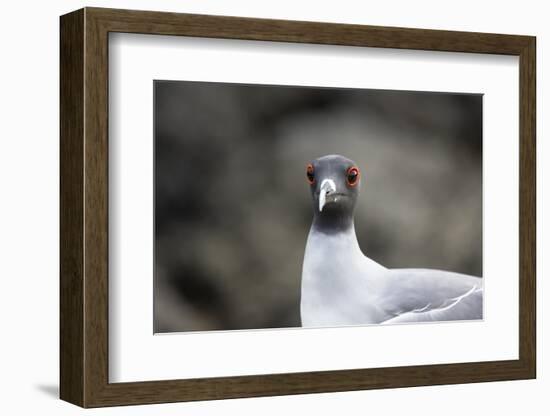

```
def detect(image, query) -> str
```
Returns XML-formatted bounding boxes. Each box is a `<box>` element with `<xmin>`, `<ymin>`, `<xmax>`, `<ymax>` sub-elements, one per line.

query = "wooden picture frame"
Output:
<box><xmin>60</xmin><ymin>7</ymin><xmax>536</xmax><ymax>408</ymax></box>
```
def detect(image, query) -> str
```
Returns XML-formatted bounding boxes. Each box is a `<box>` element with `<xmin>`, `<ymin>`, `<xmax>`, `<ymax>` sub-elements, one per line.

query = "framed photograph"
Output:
<box><xmin>60</xmin><ymin>7</ymin><xmax>536</xmax><ymax>408</ymax></box>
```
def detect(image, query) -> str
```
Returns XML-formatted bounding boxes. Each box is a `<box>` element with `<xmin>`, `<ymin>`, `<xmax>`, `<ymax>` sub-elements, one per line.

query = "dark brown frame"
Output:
<box><xmin>60</xmin><ymin>7</ymin><xmax>536</xmax><ymax>408</ymax></box>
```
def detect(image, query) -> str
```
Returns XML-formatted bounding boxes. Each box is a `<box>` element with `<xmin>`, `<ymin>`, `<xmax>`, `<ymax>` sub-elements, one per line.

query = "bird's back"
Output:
<box><xmin>378</xmin><ymin>268</ymin><xmax>483</xmax><ymax>324</ymax></box>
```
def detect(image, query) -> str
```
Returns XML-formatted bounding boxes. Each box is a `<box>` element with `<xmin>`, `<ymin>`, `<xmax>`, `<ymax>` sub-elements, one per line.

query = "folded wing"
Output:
<box><xmin>378</xmin><ymin>268</ymin><xmax>483</xmax><ymax>324</ymax></box>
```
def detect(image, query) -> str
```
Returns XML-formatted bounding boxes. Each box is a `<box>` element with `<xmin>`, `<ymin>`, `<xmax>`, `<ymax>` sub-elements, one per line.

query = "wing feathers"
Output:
<box><xmin>380</xmin><ymin>269</ymin><xmax>483</xmax><ymax>323</ymax></box>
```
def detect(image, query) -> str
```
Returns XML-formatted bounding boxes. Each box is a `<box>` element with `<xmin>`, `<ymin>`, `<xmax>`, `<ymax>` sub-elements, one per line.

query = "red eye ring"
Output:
<box><xmin>346</xmin><ymin>166</ymin><xmax>360</xmax><ymax>187</ymax></box>
<box><xmin>306</xmin><ymin>163</ymin><xmax>315</xmax><ymax>185</ymax></box>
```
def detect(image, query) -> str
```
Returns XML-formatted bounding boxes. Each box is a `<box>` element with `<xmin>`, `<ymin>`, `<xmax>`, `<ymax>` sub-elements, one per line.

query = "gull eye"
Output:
<box><xmin>346</xmin><ymin>166</ymin><xmax>360</xmax><ymax>187</ymax></box>
<box><xmin>306</xmin><ymin>164</ymin><xmax>315</xmax><ymax>185</ymax></box>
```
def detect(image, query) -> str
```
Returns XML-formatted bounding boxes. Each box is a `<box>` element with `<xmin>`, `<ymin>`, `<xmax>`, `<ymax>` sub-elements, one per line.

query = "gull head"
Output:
<box><xmin>306</xmin><ymin>154</ymin><xmax>361</xmax><ymax>216</ymax></box>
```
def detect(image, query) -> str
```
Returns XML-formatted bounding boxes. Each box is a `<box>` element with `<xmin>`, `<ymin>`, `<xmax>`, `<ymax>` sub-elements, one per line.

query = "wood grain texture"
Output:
<box><xmin>83</xmin><ymin>10</ymin><xmax>110</xmax><ymax>406</ymax></box>
<box><xmin>518</xmin><ymin>38</ymin><xmax>536</xmax><ymax>375</ymax></box>
<box><xmin>59</xmin><ymin>8</ymin><xmax>84</xmax><ymax>407</ymax></box>
<box><xmin>89</xmin><ymin>7</ymin><xmax>532</xmax><ymax>54</ymax></box>
<box><xmin>59</xmin><ymin>7</ymin><xmax>537</xmax><ymax>408</ymax></box>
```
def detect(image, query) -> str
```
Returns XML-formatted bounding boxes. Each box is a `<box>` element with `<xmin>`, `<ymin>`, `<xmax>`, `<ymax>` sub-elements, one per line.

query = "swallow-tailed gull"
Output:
<box><xmin>301</xmin><ymin>154</ymin><xmax>482</xmax><ymax>327</ymax></box>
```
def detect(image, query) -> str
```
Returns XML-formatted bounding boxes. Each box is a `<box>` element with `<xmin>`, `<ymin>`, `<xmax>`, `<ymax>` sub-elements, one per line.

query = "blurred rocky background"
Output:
<box><xmin>154</xmin><ymin>80</ymin><xmax>482</xmax><ymax>333</ymax></box>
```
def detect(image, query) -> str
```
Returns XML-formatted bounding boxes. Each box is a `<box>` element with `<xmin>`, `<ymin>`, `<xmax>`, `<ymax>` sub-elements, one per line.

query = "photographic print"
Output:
<box><xmin>154</xmin><ymin>80</ymin><xmax>483</xmax><ymax>333</ymax></box>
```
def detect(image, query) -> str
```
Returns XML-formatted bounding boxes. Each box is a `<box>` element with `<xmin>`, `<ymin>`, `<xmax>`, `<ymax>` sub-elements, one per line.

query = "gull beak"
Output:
<box><xmin>319</xmin><ymin>178</ymin><xmax>336</xmax><ymax>212</ymax></box>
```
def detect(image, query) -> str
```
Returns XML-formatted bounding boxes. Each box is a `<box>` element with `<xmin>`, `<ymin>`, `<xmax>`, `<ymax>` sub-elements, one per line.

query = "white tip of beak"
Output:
<box><xmin>319</xmin><ymin>178</ymin><xmax>336</xmax><ymax>212</ymax></box>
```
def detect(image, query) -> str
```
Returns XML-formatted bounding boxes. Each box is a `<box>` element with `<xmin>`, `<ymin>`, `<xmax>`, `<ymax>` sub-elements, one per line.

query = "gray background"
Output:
<box><xmin>154</xmin><ymin>80</ymin><xmax>482</xmax><ymax>333</ymax></box>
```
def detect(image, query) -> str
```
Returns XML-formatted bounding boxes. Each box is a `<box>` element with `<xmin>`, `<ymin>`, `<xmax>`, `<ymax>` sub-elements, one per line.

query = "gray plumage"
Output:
<box><xmin>300</xmin><ymin>154</ymin><xmax>483</xmax><ymax>327</ymax></box>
